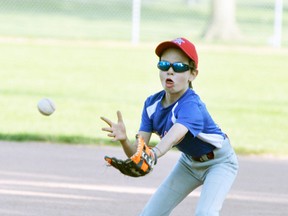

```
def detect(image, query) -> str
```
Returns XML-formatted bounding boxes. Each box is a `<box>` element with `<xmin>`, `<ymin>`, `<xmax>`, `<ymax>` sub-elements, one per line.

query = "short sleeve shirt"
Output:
<box><xmin>139</xmin><ymin>89</ymin><xmax>226</xmax><ymax>157</ymax></box>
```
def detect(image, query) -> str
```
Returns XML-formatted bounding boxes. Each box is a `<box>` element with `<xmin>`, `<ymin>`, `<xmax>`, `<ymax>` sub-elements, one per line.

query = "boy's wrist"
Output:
<box><xmin>151</xmin><ymin>148</ymin><xmax>158</xmax><ymax>165</ymax></box>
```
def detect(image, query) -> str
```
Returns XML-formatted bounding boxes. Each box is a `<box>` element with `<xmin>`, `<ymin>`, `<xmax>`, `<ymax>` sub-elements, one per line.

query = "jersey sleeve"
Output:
<box><xmin>175</xmin><ymin>101</ymin><xmax>204</xmax><ymax>137</ymax></box>
<box><xmin>139</xmin><ymin>99</ymin><xmax>153</xmax><ymax>133</ymax></box>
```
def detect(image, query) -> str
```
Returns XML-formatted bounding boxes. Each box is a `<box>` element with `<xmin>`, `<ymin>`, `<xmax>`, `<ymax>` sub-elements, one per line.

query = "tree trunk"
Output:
<box><xmin>203</xmin><ymin>0</ymin><xmax>241</xmax><ymax>40</ymax></box>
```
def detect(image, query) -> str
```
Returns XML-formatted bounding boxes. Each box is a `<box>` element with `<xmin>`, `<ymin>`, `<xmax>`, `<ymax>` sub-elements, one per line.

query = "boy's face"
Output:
<box><xmin>159</xmin><ymin>48</ymin><xmax>197</xmax><ymax>94</ymax></box>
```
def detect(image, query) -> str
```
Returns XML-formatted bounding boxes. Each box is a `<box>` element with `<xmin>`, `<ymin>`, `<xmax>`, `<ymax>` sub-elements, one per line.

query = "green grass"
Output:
<box><xmin>0</xmin><ymin>41</ymin><xmax>288</xmax><ymax>156</ymax></box>
<box><xmin>0</xmin><ymin>41</ymin><xmax>159</xmax><ymax>143</ymax></box>
<box><xmin>0</xmin><ymin>0</ymin><xmax>288</xmax><ymax>155</ymax></box>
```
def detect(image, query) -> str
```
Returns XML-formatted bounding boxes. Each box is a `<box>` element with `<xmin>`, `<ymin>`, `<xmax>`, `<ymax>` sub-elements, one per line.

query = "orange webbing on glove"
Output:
<box><xmin>104</xmin><ymin>134</ymin><xmax>157</xmax><ymax>177</ymax></box>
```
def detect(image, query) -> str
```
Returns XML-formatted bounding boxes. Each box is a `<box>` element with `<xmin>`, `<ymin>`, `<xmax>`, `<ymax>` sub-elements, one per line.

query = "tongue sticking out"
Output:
<box><xmin>165</xmin><ymin>79</ymin><xmax>174</xmax><ymax>88</ymax></box>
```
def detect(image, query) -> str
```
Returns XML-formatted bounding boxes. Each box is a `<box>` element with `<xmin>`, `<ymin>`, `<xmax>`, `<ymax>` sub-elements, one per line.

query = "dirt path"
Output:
<box><xmin>0</xmin><ymin>141</ymin><xmax>287</xmax><ymax>216</ymax></box>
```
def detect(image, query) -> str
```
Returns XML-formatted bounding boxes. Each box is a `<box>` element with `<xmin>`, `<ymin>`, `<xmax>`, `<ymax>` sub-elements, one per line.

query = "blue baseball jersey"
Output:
<box><xmin>139</xmin><ymin>89</ymin><xmax>226</xmax><ymax>158</ymax></box>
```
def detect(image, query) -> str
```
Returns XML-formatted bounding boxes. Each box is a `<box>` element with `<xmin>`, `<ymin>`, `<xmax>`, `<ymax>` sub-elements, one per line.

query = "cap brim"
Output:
<box><xmin>155</xmin><ymin>41</ymin><xmax>181</xmax><ymax>57</ymax></box>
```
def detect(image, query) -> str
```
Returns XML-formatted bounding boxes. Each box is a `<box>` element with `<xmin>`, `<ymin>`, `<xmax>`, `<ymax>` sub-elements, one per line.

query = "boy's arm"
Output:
<box><xmin>152</xmin><ymin>123</ymin><xmax>188</xmax><ymax>158</ymax></box>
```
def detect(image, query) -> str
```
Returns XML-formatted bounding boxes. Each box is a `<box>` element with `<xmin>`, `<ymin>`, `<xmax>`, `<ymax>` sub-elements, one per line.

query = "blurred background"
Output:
<box><xmin>0</xmin><ymin>0</ymin><xmax>287</xmax><ymax>46</ymax></box>
<box><xmin>0</xmin><ymin>0</ymin><xmax>287</xmax><ymax>155</ymax></box>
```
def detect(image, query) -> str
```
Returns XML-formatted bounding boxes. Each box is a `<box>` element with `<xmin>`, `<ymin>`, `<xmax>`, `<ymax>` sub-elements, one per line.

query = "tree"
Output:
<box><xmin>203</xmin><ymin>0</ymin><xmax>241</xmax><ymax>40</ymax></box>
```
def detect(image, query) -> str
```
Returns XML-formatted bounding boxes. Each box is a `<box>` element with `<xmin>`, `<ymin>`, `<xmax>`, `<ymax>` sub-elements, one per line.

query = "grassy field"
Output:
<box><xmin>0</xmin><ymin>0</ymin><xmax>287</xmax><ymax>155</ymax></box>
<box><xmin>0</xmin><ymin>40</ymin><xmax>287</xmax><ymax>156</ymax></box>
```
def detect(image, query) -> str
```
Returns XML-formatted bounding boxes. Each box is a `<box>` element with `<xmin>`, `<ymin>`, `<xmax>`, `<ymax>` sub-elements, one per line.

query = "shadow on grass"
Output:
<box><xmin>0</xmin><ymin>132</ymin><xmax>111</xmax><ymax>145</ymax></box>
<box><xmin>0</xmin><ymin>133</ymin><xmax>267</xmax><ymax>156</ymax></box>
<box><xmin>233</xmin><ymin>146</ymin><xmax>268</xmax><ymax>156</ymax></box>
<box><xmin>0</xmin><ymin>132</ymin><xmax>159</xmax><ymax>147</ymax></box>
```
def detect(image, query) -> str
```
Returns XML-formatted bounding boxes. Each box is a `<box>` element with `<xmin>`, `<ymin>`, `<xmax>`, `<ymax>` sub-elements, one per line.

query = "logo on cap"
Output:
<box><xmin>173</xmin><ymin>38</ymin><xmax>185</xmax><ymax>46</ymax></box>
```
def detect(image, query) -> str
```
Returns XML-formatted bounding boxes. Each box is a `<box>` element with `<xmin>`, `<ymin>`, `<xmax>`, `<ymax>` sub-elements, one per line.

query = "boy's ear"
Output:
<box><xmin>193</xmin><ymin>69</ymin><xmax>199</xmax><ymax>76</ymax></box>
<box><xmin>189</xmin><ymin>69</ymin><xmax>198</xmax><ymax>82</ymax></box>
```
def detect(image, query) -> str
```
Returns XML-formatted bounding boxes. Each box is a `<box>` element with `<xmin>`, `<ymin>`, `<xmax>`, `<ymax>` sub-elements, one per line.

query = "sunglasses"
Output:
<box><xmin>157</xmin><ymin>60</ymin><xmax>192</xmax><ymax>73</ymax></box>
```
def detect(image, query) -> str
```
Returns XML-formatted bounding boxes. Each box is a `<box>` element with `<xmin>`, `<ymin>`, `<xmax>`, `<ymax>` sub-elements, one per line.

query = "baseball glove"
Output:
<box><xmin>104</xmin><ymin>135</ymin><xmax>157</xmax><ymax>177</ymax></box>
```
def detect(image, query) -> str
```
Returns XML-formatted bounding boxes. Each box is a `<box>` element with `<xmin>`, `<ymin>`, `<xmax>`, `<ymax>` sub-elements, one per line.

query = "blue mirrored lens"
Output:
<box><xmin>157</xmin><ymin>61</ymin><xmax>190</xmax><ymax>73</ymax></box>
<box><xmin>157</xmin><ymin>61</ymin><xmax>171</xmax><ymax>71</ymax></box>
<box><xmin>172</xmin><ymin>62</ymin><xmax>190</xmax><ymax>72</ymax></box>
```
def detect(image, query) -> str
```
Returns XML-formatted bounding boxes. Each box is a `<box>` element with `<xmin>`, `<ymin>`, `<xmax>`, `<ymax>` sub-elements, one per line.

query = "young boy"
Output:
<box><xmin>101</xmin><ymin>37</ymin><xmax>238</xmax><ymax>216</ymax></box>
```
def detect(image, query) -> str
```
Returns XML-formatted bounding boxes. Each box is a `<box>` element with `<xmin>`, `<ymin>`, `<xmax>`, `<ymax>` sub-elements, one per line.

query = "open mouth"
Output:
<box><xmin>165</xmin><ymin>78</ymin><xmax>174</xmax><ymax>88</ymax></box>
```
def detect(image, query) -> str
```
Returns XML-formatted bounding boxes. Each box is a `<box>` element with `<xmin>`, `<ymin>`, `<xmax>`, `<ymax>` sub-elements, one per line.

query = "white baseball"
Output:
<box><xmin>37</xmin><ymin>98</ymin><xmax>56</xmax><ymax>116</ymax></box>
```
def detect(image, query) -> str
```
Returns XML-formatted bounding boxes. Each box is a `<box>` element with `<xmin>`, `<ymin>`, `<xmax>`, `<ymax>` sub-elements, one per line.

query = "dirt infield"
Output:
<box><xmin>0</xmin><ymin>141</ymin><xmax>287</xmax><ymax>216</ymax></box>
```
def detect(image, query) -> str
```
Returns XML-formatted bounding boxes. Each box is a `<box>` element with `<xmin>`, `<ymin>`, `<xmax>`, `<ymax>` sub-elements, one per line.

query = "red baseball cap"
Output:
<box><xmin>155</xmin><ymin>37</ymin><xmax>198</xmax><ymax>68</ymax></box>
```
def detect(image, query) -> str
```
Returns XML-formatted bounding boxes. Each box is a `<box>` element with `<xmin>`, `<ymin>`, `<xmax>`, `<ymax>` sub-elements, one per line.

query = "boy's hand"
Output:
<box><xmin>101</xmin><ymin>111</ymin><xmax>127</xmax><ymax>142</ymax></box>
